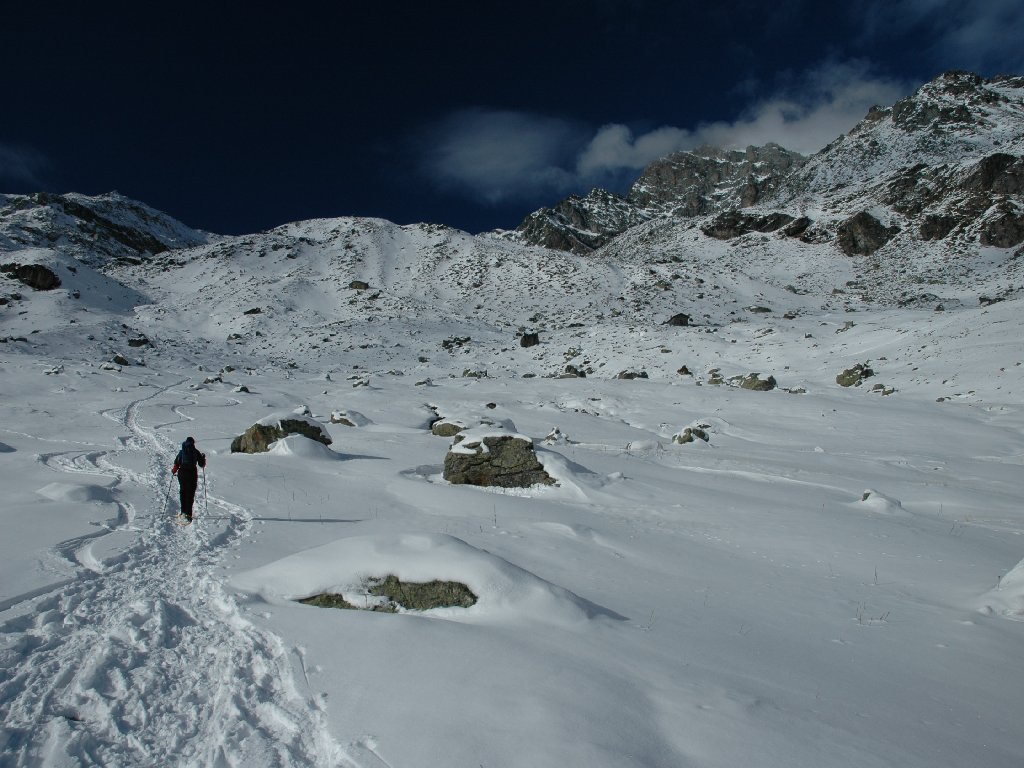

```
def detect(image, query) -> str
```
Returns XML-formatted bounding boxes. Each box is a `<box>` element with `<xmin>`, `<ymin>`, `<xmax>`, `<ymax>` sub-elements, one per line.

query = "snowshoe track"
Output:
<box><xmin>0</xmin><ymin>383</ymin><xmax>351</xmax><ymax>767</ymax></box>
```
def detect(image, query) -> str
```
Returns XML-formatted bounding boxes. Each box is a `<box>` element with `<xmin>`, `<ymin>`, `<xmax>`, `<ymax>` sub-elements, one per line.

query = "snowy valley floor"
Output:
<box><xmin>1</xmin><ymin>305</ymin><xmax>1024</xmax><ymax>767</ymax></box>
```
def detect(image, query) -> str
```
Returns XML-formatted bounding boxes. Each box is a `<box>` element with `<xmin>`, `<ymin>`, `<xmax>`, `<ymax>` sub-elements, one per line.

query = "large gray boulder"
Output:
<box><xmin>836</xmin><ymin>212</ymin><xmax>898</xmax><ymax>256</ymax></box>
<box><xmin>231</xmin><ymin>410</ymin><xmax>332</xmax><ymax>453</ymax></box>
<box><xmin>443</xmin><ymin>432</ymin><xmax>554</xmax><ymax>488</ymax></box>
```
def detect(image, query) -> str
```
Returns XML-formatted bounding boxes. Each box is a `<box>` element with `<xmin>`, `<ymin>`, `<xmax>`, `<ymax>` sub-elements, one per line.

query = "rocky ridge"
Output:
<box><xmin>507</xmin><ymin>71</ymin><xmax>1024</xmax><ymax>261</ymax></box>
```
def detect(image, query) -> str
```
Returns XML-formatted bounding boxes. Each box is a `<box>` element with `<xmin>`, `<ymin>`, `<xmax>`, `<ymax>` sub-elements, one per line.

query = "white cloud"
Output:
<box><xmin>419</xmin><ymin>61</ymin><xmax>914</xmax><ymax>204</ymax></box>
<box><xmin>579</xmin><ymin>61</ymin><xmax>912</xmax><ymax>175</ymax></box>
<box><xmin>0</xmin><ymin>142</ymin><xmax>50</xmax><ymax>188</ymax></box>
<box><xmin>418</xmin><ymin>109</ymin><xmax>584</xmax><ymax>203</ymax></box>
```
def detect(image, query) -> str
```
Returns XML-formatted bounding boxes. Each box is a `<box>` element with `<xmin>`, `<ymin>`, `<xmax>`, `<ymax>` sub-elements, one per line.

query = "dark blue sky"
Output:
<box><xmin>2</xmin><ymin>1</ymin><xmax>1022</xmax><ymax>235</ymax></box>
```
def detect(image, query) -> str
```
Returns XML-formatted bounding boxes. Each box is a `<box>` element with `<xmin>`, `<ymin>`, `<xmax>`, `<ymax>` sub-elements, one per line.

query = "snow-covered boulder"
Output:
<box><xmin>230</xmin><ymin>406</ymin><xmax>332</xmax><ymax>453</ymax></box>
<box><xmin>444</xmin><ymin>427</ymin><xmax>554</xmax><ymax>488</ymax></box>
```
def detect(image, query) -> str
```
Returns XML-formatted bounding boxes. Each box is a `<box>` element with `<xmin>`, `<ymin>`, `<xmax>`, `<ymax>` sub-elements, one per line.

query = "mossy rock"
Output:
<box><xmin>732</xmin><ymin>373</ymin><xmax>777</xmax><ymax>391</ymax></box>
<box><xmin>430</xmin><ymin>419</ymin><xmax>465</xmax><ymax>437</ymax></box>
<box><xmin>297</xmin><ymin>576</ymin><xmax>477</xmax><ymax>613</ymax></box>
<box><xmin>444</xmin><ymin>434</ymin><xmax>554</xmax><ymax>488</ymax></box>
<box><xmin>836</xmin><ymin>363</ymin><xmax>874</xmax><ymax>387</ymax></box>
<box><xmin>369</xmin><ymin>575</ymin><xmax>477</xmax><ymax>610</ymax></box>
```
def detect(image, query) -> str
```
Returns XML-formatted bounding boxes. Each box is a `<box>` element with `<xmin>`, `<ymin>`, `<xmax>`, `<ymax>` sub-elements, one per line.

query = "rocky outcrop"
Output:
<box><xmin>630</xmin><ymin>144</ymin><xmax>805</xmax><ymax>214</ymax></box>
<box><xmin>980</xmin><ymin>205</ymin><xmax>1024</xmax><ymax>247</ymax></box>
<box><xmin>231</xmin><ymin>413</ymin><xmax>332</xmax><ymax>453</ymax></box>
<box><xmin>673</xmin><ymin>425</ymin><xmax>710</xmax><ymax>444</ymax></box>
<box><xmin>836</xmin><ymin>212</ymin><xmax>898</xmax><ymax>256</ymax></box>
<box><xmin>836</xmin><ymin>363</ymin><xmax>874</xmax><ymax>387</ymax></box>
<box><xmin>701</xmin><ymin>210</ymin><xmax>794</xmax><ymax>240</ymax></box>
<box><xmin>512</xmin><ymin>188</ymin><xmax>650</xmax><ymax>254</ymax></box>
<box><xmin>520</xmin><ymin>332</ymin><xmax>540</xmax><ymax>348</ymax></box>
<box><xmin>732</xmin><ymin>373</ymin><xmax>777</xmax><ymax>391</ymax></box>
<box><xmin>443</xmin><ymin>432</ymin><xmax>554</xmax><ymax>488</ymax></box>
<box><xmin>665</xmin><ymin>313</ymin><xmax>691</xmax><ymax>327</ymax></box>
<box><xmin>506</xmin><ymin>144</ymin><xmax>805</xmax><ymax>253</ymax></box>
<box><xmin>1</xmin><ymin>263</ymin><xmax>61</xmax><ymax>290</ymax></box>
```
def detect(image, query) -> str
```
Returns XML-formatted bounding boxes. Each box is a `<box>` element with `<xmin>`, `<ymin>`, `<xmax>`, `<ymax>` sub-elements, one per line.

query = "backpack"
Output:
<box><xmin>179</xmin><ymin>441</ymin><xmax>205</xmax><ymax>468</ymax></box>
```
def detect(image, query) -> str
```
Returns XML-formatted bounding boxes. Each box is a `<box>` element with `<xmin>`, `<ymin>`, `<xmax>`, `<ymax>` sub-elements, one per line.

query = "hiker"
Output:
<box><xmin>172</xmin><ymin>436</ymin><xmax>207</xmax><ymax>521</ymax></box>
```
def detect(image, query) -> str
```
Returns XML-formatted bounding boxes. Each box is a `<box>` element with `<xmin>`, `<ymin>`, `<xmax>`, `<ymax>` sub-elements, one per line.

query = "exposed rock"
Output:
<box><xmin>542</xmin><ymin>427</ymin><xmax>570</xmax><ymax>445</ymax></box>
<box><xmin>441</xmin><ymin>336</ymin><xmax>470</xmax><ymax>352</ymax></box>
<box><xmin>127</xmin><ymin>335</ymin><xmax>150</xmax><ymax>347</ymax></box>
<box><xmin>630</xmin><ymin>144</ymin><xmax>805</xmax><ymax>215</ymax></box>
<box><xmin>231</xmin><ymin>413</ymin><xmax>332</xmax><ymax>453</ymax></box>
<box><xmin>443</xmin><ymin>433</ymin><xmax>554</xmax><ymax>488</ymax></box>
<box><xmin>836</xmin><ymin>363</ymin><xmax>874</xmax><ymax>387</ymax></box>
<box><xmin>677</xmin><ymin>365</ymin><xmax>692</xmax><ymax>376</ymax></box>
<box><xmin>520</xmin><ymin>332</ymin><xmax>540</xmax><ymax>348</ymax></box>
<box><xmin>979</xmin><ymin>205</ymin><xmax>1024</xmax><ymax>247</ymax></box>
<box><xmin>673</xmin><ymin>424</ymin><xmax>710</xmax><ymax>444</ymax></box>
<box><xmin>731</xmin><ymin>373</ymin><xmax>776</xmax><ymax>391</ymax></box>
<box><xmin>920</xmin><ymin>214</ymin><xmax>958</xmax><ymax>240</ymax></box>
<box><xmin>665</xmin><ymin>312</ymin><xmax>691</xmax><ymax>327</ymax></box>
<box><xmin>961</xmin><ymin>153</ymin><xmax>1024</xmax><ymax>195</ymax></box>
<box><xmin>836</xmin><ymin>212</ymin><xmax>898</xmax><ymax>256</ymax></box>
<box><xmin>112</xmin><ymin>354</ymin><xmax>132</xmax><ymax>366</ymax></box>
<box><xmin>1</xmin><ymin>263</ymin><xmax>61</xmax><ymax>290</ymax></box>
<box><xmin>782</xmin><ymin>216</ymin><xmax>812</xmax><ymax>237</ymax></box>
<box><xmin>243</xmin><ymin>307</ymin><xmax>262</xmax><ymax>315</ymax></box>
<box><xmin>431</xmin><ymin>419</ymin><xmax>466</xmax><ymax>437</ymax></box>
<box><xmin>512</xmin><ymin>188</ymin><xmax>650</xmax><ymax>254</ymax></box>
<box><xmin>562</xmin><ymin>364</ymin><xmax>586</xmax><ymax>378</ymax></box>
<box><xmin>349</xmin><ymin>280</ymin><xmax>370</xmax><ymax>290</ymax></box>
<box><xmin>701</xmin><ymin>210</ymin><xmax>794</xmax><ymax>240</ymax></box>
<box><xmin>616</xmin><ymin>370</ymin><xmax>649</xmax><ymax>380</ymax></box>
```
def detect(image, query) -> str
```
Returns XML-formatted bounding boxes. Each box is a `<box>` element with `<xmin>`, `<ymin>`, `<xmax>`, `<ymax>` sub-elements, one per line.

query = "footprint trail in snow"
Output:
<box><xmin>0</xmin><ymin>385</ymin><xmax>352</xmax><ymax>767</ymax></box>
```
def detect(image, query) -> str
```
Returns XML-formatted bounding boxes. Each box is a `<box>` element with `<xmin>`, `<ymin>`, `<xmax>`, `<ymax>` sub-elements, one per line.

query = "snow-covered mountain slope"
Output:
<box><xmin>2</xmin><ymin>71</ymin><xmax>1024</xmax><ymax>767</ymax></box>
<box><xmin>0</xmin><ymin>191</ymin><xmax>211</xmax><ymax>267</ymax></box>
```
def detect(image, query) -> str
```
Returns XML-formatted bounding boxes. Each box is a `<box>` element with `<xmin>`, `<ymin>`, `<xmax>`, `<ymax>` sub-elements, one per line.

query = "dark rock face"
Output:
<box><xmin>961</xmin><ymin>153</ymin><xmax>1024</xmax><ymax>195</ymax></box>
<box><xmin>630</xmin><ymin>144</ymin><xmax>805</xmax><ymax>214</ymax></box>
<box><xmin>513</xmin><ymin>188</ymin><xmax>650</xmax><ymax>254</ymax></box>
<box><xmin>920</xmin><ymin>214</ymin><xmax>958</xmax><ymax>240</ymax></box>
<box><xmin>616</xmin><ymin>370</ymin><xmax>649</xmax><ymax>380</ymax></box>
<box><xmin>782</xmin><ymin>217</ymin><xmax>812</xmax><ymax>237</ymax></box>
<box><xmin>836</xmin><ymin>212</ymin><xmax>898</xmax><ymax>256</ymax></box>
<box><xmin>520</xmin><ymin>332</ymin><xmax>540</xmax><ymax>348</ymax></box>
<box><xmin>443</xmin><ymin>435</ymin><xmax>554</xmax><ymax>488</ymax></box>
<box><xmin>701</xmin><ymin>210</ymin><xmax>795</xmax><ymax>240</ymax></box>
<box><xmin>665</xmin><ymin>313</ymin><xmax>691</xmax><ymax>327</ymax></box>
<box><xmin>349</xmin><ymin>280</ymin><xmax>370</xmax><ymax>290</ymax></box>
<box><xmin>1</xmin><ymin>263</ymin><xmax>61</xmax><ymax>290</ymax></box>
<box><xmin>980</xmin><ymin>206</ymin><xmax>1024</xmax><ymax>247</ymax></box>
<box><xmin>508</xmin><ymin>144</ymin><xmax>805</xmax><ymax>253</ymax></box>
<box><xmin>230</xmin><ymin>418</ymin><xmax>332</xmax><ymax>453</ymax></box>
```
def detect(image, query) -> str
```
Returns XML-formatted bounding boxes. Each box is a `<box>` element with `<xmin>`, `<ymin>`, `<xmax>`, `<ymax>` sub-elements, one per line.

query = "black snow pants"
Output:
<box><xmin>178</xmin><ymin>466</ymin><xmax>199</xmax><ymax>518</ymax></box>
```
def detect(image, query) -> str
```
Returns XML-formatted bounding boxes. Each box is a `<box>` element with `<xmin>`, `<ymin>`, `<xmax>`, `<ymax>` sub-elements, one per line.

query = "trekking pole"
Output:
<box><xmin>161</xmin><ymin>473</ymin><xmax>174</xmax><ymax>517</ymax></box>
<box><xmin>202</xmin><ymin>466</ymin><xmax>209</xmax><ymax>518</ymax></box>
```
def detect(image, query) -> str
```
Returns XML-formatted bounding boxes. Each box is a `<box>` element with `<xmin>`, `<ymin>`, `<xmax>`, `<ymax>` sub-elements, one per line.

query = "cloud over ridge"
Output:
<box><xmin>419</xmin><ymin>61</ymin><xmax>913</xmax><ymax>205</ymax></box>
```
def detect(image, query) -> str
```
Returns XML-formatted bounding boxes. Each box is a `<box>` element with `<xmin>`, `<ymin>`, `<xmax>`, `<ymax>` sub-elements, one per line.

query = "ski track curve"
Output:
<box><xmin>0</xmin><ymin>382</ymin><xmax>354</xmax><ymax>767</ymax></box>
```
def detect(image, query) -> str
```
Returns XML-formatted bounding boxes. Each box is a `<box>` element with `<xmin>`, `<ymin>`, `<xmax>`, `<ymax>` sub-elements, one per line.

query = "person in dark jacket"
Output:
<box><xmin>172</xmin><ymin>436</ymin><xmax>207</xmax><ymax>521</ymax></box>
